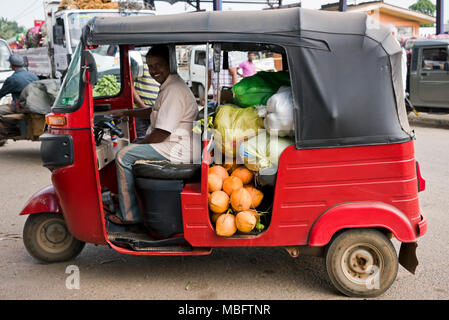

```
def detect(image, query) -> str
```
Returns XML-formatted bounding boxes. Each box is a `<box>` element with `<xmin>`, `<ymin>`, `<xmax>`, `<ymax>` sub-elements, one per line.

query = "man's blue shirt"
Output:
<box><xmin>0</xmin><ymin>68</ymin><xmax>39</xmax><ymax>102</ymax></box>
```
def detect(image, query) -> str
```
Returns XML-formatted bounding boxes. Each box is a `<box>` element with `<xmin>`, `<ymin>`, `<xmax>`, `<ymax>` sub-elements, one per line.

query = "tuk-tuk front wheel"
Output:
<box><xmin>325</xmin><ymin>229</ymin><xmax>398</xmax><ymax>297</ymax></box>
<box><xmin>23</xmin><ymin>213</ymin><xmax>85</xmax><ymax>263</ymax></box>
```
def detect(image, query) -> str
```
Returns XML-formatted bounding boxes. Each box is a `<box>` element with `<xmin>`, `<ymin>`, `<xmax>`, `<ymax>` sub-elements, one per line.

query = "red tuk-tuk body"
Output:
<box><xmin>20</xmin><ymin>8</ymin><xmax>427</xmax><ymax>297</ymax></box>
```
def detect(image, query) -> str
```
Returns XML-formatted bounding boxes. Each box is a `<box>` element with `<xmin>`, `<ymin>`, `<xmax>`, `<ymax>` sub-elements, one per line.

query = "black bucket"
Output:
<box><xmin>135</xmin><ymin>178</ymin><xmax>184</xmax><ymax>238</ymax></box>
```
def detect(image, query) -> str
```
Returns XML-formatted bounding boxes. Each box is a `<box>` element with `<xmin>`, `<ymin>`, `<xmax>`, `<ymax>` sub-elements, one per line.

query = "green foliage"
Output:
<box><xmin>0</xmin><ymin>18</ymin><xmax>26</xmax><ymax>40</ymax></box>
<box><xmin>409</xmin><ymin>0</ymin><xmax>436</xmax><ymax>27</ymax></box>
<box><xmin>93</xmin><ymin>75</ymin><xmax>120</xmax><ymax>97</ymax></box>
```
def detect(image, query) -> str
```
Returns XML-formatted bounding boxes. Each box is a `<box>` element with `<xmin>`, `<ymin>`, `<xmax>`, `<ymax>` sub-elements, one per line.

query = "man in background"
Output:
<box><xmin>237</xmin><ymin>52</ymin><xmax>257</xmax><ymax>78</ymax></box>
<box><xmin>0</xmin><ymin>54</ymin><xmax>38</xmax><ymax>115</ymax></box>
<box><xmin>207</xmin><ymin>52</ymin><xmax>237</xmax><ymax>102</ymax></box>
<box><xmin>131</xmin><ymin>51</ymin><xmax>160</xmax><ymax>139</ymax></box>
<box><xmin>0</xmin><ymin>54</ymin><xmax>38</xmax><ymax>137</ymax></box>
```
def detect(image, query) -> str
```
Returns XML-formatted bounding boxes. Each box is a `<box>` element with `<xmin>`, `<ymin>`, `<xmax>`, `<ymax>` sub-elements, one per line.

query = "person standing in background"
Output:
<box><xmin>131</xmin><ymin>51</ymin><xmax>160</xmax><ymax>139</ymax></box>
<box><xmin>237</xmin><ymin>52</ymin><xmax>257</xmax><ymax>78</ymax></box>
<box><xmin>207</xmin><ymin>52</ymin><xmax>237</xmax><ymax>102</ymax></box>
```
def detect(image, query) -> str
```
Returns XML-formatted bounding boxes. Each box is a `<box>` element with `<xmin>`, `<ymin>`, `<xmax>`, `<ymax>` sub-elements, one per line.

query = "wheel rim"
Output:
<box><xmin>341</xmin><ymin>243</ymin><xmax>383</xmax><ymax>287</ymax></box>
<box><xmin>35</xmin><ymin>218</ymin><xmax>74</xmax><ymax>254</ymax></box>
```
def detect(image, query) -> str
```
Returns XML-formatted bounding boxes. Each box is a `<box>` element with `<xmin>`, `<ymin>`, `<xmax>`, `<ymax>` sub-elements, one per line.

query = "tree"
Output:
<box><xmin>0</xmin><ymin>18</ymin><xmax>26</xmax><ymax>40</ymax></box>
<box><xmin>409</xmin><ymin>0</ymin><xmax>436</xmax><ymax>27</ymax></box>
<box><xmin>409</xmin><ymin>0</ymin><xmax>436</xmax><ymax>16</ymax></box>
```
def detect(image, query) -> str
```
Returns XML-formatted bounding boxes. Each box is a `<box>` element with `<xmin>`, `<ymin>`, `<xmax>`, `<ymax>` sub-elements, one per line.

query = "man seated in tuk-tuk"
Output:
<box><xmin>107</xmin><ymin>45</ymin><xmax>198</xmax><ymax>225</ymax></box>
<box><xmin>0</xmin><ymin>54</ymin><xmax>39</xmax><ymax>137</ymax></box>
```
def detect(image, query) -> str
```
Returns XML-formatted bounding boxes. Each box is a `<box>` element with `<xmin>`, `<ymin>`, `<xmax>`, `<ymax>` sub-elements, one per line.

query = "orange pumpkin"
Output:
<box><xmin>209</xmin><ymin>165</ymin><xmax>229</xmax><ymax>182</ymax></box>
<box><xmin>208</xmin><ymin>190</ymin><xmax>229</xmax><ymax>214</ymax></box>
<box><xmin>231</xmin><ymin>167</ymin><xmax>254</xmax><ymax>185</ymax></box>
<box><xmin>244</xmin><ymin>186</ymin><xmax>264</xmax><ymax>208</ymax></box>
<box><xmin>222</xmin><ymin>176</ymin><xmax>243</xmax><ymax>196</ymax></box>
<box><xmin>235</xmin><ymin>211</ymin><xmax>257</xmax><ymax>233</ymax></box>
<box><xmin>208</xmin><ymin>173</ymin><xmax>223</xmax><ymax>192</ymax></box>
<box><xmin>230</xmin><ymin>188</ymin><xmax>252</xmax><ymax>212</ymax></box>
<box><xmin>215</xmin><ymin>213</ymin><xmax>237</xmax><ymax>237</ymax></box>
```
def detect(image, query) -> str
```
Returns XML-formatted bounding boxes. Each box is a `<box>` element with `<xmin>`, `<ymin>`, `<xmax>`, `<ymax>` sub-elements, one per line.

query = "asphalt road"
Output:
<box><xmin>0</xmin><ymin>124</ymin><xmax>448</xmax><ymax>300</ymax></box>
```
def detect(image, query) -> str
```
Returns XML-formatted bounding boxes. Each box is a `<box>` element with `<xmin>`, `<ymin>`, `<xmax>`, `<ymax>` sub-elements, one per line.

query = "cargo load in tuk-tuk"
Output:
<box><xmin>20</xmin><ymin>8</ymin><xmax>427</xmax><ymax>298</ymax></box>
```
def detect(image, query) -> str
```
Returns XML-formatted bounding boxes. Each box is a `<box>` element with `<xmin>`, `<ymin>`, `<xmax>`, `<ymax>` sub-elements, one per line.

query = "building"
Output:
<box><xmin>321</xmin><ymin>1</ymin><xmax>436</xmax><ymax>37</ymax></box>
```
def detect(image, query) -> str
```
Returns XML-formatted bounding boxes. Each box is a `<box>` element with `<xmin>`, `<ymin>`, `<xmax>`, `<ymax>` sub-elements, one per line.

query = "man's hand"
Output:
<box><xmin>136</xmin><ymin>128</ymin><xmax>170</xmax><ymax>144</ymax></box>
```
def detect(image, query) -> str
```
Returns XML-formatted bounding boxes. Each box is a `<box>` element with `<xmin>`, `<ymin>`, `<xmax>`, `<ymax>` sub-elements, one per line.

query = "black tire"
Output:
<box><xmin>325</xmin><ymin>229</ymin><xmax>398</xmax><ymax>298</ymax></box>
<box><xmin>23</xmin><ymin>213</ymin><xmax>85</xmax><ymax>263</ymax></box>
<box><xmin>0</xmin><ymin>139</ymin><xmax>6</xmax><ymax>147</ymax></box>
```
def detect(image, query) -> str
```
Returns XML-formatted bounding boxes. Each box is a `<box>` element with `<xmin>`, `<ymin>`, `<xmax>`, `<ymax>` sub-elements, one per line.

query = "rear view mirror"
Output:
<box><xmin>82</xmin><ymin>49</ymin><xmax>98</xmax><ymax>85</ymax></box>
<box><xmin>213</xmin><ymin>44</ymin><xmax>221</xmax><ymax>73</ymax></box>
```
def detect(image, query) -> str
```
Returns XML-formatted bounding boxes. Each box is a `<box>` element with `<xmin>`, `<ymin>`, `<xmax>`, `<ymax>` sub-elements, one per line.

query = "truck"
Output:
<box><xmin>177</xmin><ymin>45</ymin><xmax>280</xmax><ymax>101</ymax></box>
<box><xmin>0</xmin><ymin>38</ymin><xmax>14</xmax><ymax>101</ymax></box>
<box><xmin>0</xmin><ymin>38</ymin><xmax>13</xmax><ymax>146</ymax></box>
<box><xmin>406</xmin><ymin>38</ymin><xmax>449</xmax><ymax>112</ymax></box>
<box><xmin>14</xmin><ymin>0</ymin><xmax>155</xmax><ymax>79</ymax></box>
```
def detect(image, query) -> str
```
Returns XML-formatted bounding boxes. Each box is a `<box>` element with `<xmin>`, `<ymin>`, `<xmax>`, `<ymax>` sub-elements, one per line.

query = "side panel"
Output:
<box><xmin>272</xmin><ymin>141</ymin><xmax>421</xmax><ymax>246</ymax></box>
<box><xmin>183</xmin><ymin>141</ymin><xmax>421</xmax><ymax>247</ymax></box>
<box><xmin>50</xmin><ymin>127</ymin><xmax>107</xmax><ymax>245</ymax></box>
<box><xmin>48</xmin><ymin>66</ymin><xmax>106</xmax><ymax>244</ymax></box>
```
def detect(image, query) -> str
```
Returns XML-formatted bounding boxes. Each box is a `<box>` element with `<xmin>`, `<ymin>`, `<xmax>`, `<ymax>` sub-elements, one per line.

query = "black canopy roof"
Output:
<box><xmin>83</xmin><ymin>8</ymin><xmax>412</xmax><ymax>148</ymax></box>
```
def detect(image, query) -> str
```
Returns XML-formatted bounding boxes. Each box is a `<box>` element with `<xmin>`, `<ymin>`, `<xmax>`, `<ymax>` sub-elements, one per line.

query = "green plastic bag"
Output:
<box><xmin>232</xmin><ymin>71</ymin><xmax>291</xmax><ymax>108</ymax></box>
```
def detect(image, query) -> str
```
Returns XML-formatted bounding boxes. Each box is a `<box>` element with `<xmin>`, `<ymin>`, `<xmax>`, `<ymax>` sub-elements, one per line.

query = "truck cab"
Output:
<box><xmin>15</xmin><ymin>0</ymin><xmax>156</xmax><ymax>79</ymax></box>
<box><xmin>408</xmin><ymin>39</ymin><xmax>449</xmax><ymax>111</ymax></box>
<box><xmin>0</xmin><ymin>38</ymin><xmax>13</xmax><ymax>98</ymax></box>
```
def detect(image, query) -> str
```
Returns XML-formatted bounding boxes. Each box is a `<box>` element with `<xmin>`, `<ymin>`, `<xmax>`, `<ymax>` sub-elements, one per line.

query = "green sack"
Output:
<box><xmin>232</xmin><ymin>71</ymin><xmax>291</xmax><ymax>108</ymax></box>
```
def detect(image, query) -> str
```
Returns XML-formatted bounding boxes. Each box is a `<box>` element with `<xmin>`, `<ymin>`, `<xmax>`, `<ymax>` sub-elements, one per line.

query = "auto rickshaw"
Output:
<box><xmin>20</xmin><ymin>8</ymin><xmax>427</xmax><ymax>297</ymax></box>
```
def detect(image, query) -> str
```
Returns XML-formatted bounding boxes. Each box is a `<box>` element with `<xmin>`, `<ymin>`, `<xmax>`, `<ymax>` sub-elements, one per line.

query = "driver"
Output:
<box><xmin>108</xmin><ymin>45</ymin><xmax>198</xmax><ymax>225</ymax></box>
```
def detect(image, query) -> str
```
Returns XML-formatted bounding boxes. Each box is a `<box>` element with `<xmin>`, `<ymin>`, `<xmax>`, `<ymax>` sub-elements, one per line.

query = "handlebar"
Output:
<box><xmin>93</xmin><ymin>115</ymin><xmax>124</xmax><ymax>145</ymax></box>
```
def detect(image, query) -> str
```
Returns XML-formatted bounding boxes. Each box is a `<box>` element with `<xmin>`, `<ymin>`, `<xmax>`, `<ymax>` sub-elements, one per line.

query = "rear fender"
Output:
<box><xmin>308</xmin><ymin>202</ymin><xmax>416</xmax><ymax>247</ymax></box>
<box><xmin>19</xmin><ymin>185</ymin><xmax>61</xmax><ymax>216</ymax></box>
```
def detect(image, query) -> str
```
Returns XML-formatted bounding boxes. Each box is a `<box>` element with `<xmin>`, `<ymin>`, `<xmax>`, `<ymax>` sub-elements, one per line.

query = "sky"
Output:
<box><xmin>0</xmin><ymin>0</ymin><xmax>447</xmax><ymax>29</ymax></box>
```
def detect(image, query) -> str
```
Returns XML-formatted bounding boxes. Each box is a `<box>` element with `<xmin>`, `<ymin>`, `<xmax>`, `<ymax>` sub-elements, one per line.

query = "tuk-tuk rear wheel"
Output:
<box><xmin>0</xmin><ymin>139</ymin><xmax>6</xmax><ymax>147</ymax></box>
<box><xmin>325</xmin><ymin>229</ymin><xmax>398</xmax><ymax>298</ymax></box>
<box><xmin>23</xmin><ymin>213</ymin><xmax>85</xmax><ymax>263</ymax></box>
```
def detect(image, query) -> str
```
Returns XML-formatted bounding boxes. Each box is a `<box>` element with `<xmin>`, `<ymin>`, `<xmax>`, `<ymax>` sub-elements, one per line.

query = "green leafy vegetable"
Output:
<box><xmin>93</xmin><ymin>75</ymin><xmax>120</xmax><ymax>97</ymax></box>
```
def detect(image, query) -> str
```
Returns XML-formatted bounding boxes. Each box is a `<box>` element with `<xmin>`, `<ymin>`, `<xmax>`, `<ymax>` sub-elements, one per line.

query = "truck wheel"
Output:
<box><xmin>325</xmin><ymin>229</ymin><xmax>398</xmax><ymax>297</ymax></box>
<box><xmin>0</xmin><ymin>139</ymin><xmax>6</xmax><ymax>147</ymax></box>
<box><xmin>23</xmin><ymin>213</ymin><xmax>85</xmax><ymax>263</ymax></box>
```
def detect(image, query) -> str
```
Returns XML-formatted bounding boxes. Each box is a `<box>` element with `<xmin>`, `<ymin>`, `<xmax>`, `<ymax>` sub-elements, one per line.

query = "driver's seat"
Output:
<box><xmin>133</xmin><ymin>160</ymin><xmax>201</xmax><ymax>180</ymax></box>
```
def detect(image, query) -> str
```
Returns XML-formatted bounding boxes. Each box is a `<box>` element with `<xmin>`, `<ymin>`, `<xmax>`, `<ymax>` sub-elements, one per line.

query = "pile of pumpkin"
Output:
<box><xmin>208</xmin><ymin>164</ymin><xmax>265</xmax><ymax>237</ymax></box>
